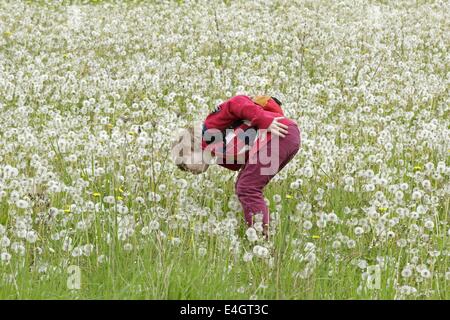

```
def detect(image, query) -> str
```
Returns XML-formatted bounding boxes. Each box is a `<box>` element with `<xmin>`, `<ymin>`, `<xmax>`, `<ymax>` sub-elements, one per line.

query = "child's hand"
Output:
<box><xmin>267</xmin><ymin>117</ymin><xmax>289</xmax><ymax>138</ymax></box>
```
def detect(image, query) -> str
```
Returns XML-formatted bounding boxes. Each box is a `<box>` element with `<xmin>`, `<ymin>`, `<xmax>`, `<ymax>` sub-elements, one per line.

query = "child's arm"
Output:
<box><xmin>228</xmin><ymin>95</ymin><xmax>289</xmax><ymax>138</ymax></box>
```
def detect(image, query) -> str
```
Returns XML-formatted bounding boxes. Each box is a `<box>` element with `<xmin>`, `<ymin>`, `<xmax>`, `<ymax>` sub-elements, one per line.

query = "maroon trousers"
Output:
<box><xmin>235</xmin><ymin>123</ymin><xmax>301</xmax><ymax>226</ymax></box>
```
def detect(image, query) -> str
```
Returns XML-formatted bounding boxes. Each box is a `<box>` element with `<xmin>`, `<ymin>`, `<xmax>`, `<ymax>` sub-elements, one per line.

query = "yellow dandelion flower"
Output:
<box><xmin>64</xmin><ymin>206</ymin><xmax>71</xmax><ymax>213</ymax></box>
<box><xmin>286</xmin><ymin>194</ymin><xmax>293</xmax><ymax>199</ymax></box>
<box><xmin>119</xmin><ymin>187</ymin><xmax>124</xmax><ymax>193</ymax></box>
<box><xmin>107</xmin><ymin>124</ymin><xmax>113</xmax><ymax>128</ymax></box>
<box><xmin>117</xmin><ymin>196</ymin><xmax>123</xmax><ymax>201</ymax></box>
<box><xmin>379</xmin><ymin>207</ymin><xmax>388</xmax><ymax>212</ymax></box>
<box><xmin>312</xmin><ymin>235</ymin><xmax>320</xmax><ymax>239</ymax></box>
<box><xmin>413</xmin><ymin>166</ymin><xmax>422</xmax><ymax>171</ymax></box>
<box><xmin>93</xmin><ymin>192</ymin><xmax>101</xmax><ymax>197</ymax></box>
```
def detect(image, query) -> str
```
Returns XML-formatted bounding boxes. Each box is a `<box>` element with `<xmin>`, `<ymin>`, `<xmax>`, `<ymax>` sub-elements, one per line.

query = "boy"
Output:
<box><xmin>172</xmin><ymin>95</ymin><xmax>301</xmax><ymax>239</ymax></box>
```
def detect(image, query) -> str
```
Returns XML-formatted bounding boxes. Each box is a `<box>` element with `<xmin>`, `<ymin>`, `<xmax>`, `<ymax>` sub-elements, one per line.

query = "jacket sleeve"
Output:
<box><xmin>227</xmin><ymin>96</ymin><xmax>276</xmax><ymax>129</ymax></box>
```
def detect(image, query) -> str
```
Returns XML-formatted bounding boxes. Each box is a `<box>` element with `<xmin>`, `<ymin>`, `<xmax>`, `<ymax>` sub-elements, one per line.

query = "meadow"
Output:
<box><xmin>0</xmin><ymin>0</ymin><xmax>449</xmax><ymax>299</ymax></box>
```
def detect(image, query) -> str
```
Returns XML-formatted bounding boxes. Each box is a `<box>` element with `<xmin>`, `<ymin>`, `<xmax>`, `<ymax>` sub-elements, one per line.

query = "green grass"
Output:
<box><xmin>0</xmin><ymin>0</ymin><xmax>449</xmax><ymax>300</ymax></box>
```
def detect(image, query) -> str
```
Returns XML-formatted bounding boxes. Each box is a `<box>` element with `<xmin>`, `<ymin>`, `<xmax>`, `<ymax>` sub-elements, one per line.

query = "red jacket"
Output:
<box><xmin>201</xmin><ymin>95</ymin><xmax>295</xmax><ymax>171</ymax></box>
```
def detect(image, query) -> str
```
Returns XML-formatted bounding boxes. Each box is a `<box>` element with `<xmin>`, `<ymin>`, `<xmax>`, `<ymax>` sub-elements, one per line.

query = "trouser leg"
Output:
<box><xmin>235</xmin><ymin>124</ymin><xmax>301</xmax><ymax>226</ymax></box>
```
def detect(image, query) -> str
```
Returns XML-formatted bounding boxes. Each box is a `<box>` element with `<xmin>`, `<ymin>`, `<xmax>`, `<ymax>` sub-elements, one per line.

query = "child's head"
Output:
<box><xmin>171</xmin><ymin>123</ymin><xmax>210</xmax><ymax>174</ymax></box>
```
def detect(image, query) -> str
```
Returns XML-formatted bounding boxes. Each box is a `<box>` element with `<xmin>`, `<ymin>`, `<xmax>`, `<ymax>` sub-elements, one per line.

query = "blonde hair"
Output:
<box><xmin>171</xmin><ymin>123</ymin><xmax>209</xmax><ymax>174</ymax></box>
<box><xmin>171</xmin><ymin>126</ymin><xmax>195</xmax><ymax>171</ymax></box>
